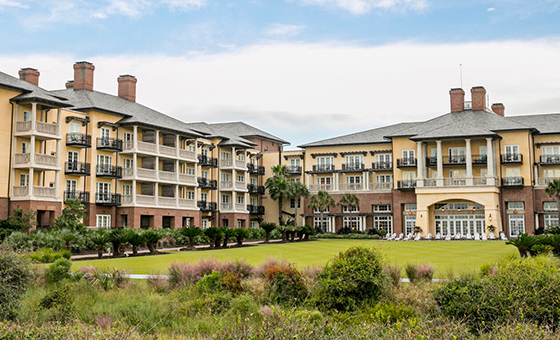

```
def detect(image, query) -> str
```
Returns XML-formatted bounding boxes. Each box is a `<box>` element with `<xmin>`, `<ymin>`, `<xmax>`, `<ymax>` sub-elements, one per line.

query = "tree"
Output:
<box><xmin>128</xmin><ymin>230</ymin><xmax>146</xmax><ymax>255</ymax></box>
<box><xmin>260</xmin><ymin>222</ymin><xmax>277</xmax><ymax>243</ymax></box>
<box><xmin>233</xmin><ymin>227</ymin><xmax>251</xmax><ymax>246</ymax></box>
<box><xmin>8</xmin><ymin>209</ymin><xmax>37</xmax><ymax>234</ymax></box>
<box><xmin>108</xmin><ymin>228</ymin><xmax>132</xmax><ymax>257</ymax></box>
<box><xmin>59</xmin><ymin>229</ymin><xmax>77</xmax><ymax>251</ymax></box>
<box><xmin>52</xmin><ymin>198</ymin><xmax>87</xmax><ymax>232</ymax></box>
<box><xmin>265</xmin><ymin>165</ymin><xmax>291</xmax><ymax>224</ymax></box>
<box><xmin>506</xmin><ymin>233</ymin><xmax>537</xmax><ymax>257</ymax></box>
<box><xmin>179</xmin><ymin>226</ymin><xmax>202</xmax><ymax>250</ymax></box>
<box><xmin>308</xmin><ymin>191</ymin><xmax>336</xmax><ymax>233</ymax></box>
<box><xmin>142</xmin><ymin>229</ymin><xmax>163</xmax><ymax>255</ymax></box>
<box><xmin>546</xmin><ymin>179</ymin><xmax>560</xmax><ymax>227</ymax></box>
<box><xmin>338</xmin><ymin>193</ymin><xmax>360</xmax><ymax>211</ymax></box>
<box><xmin>204</xmin><ymin>227</ymin><xmax>223</xmax><ymax>249</ymax></box>
<box><xmin>288</xmin><ymin>182</ymin><xmax>309</xmax><ymax>227</ymax></box>
<box><xmin>88</xmin><ymin>229</ymin><xmax>109</xmax><ymax>259</ymax></box>
<box><xmin>221</xmin><ymin>227</ymin><xmax>236</xmax><ymax>248</ymax></box>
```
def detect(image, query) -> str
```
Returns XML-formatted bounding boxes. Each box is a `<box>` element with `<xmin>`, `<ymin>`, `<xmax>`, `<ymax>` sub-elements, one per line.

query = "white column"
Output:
<box><xmin>332</xmin><ymin>173</ymin><xmax>336</xmax><ymax>191</ymax></box>
<box><xmin>56</xmin><ymin>109</ymin><xmax>61</xmax><ymax>135</ymax></box>
<box><xmin>436</xmin><ymin>140</ymin><xmax>443</xmax><ymax>186</ymax></box>
<box><xmin>133</xmin><ymin>153</ymin><xmax>138</xmax><ymax>176</ymax></box>
<box><xmin>535</xmin><ymin>213</ymin><xmax>540</xmax><ymax>230</ymax></box>
<box><xmin>132</xmin><ymin>180</ymin><xmax>137</xmax><ymax>204</ymax></box>
<box><xmin>30</xmin><ymin>135</ymin><xmax>36</xmax><ymax>165</ymax></box>
<box><xmin>422</xmin><ymin>143</ymin><xmax>428</xmax><ymax>178</ymax></box>
<box><xmin>31</xmin><ymin>103</ymin><xmax>37</xmax><ymax>131</ymax></box>
<box><xmin>416</xmin><ymin>141</ymin><xmax>424</xmax><ymax>187</ymax></box>
<box><xmin>534</xmin><ymin>165</ymin><xmax>539</xmax><ymax>186</ymax></box>
<box><xmin>366</xmin><ymin>172</ymin><xmax>370</xmax><ymax>190</ymax></box>
<box><xmin>155</xmin><ymin>156</ymin><xmax>159</xmax><ymax>180</ymax></box>
<box><xmin>28</xmin><ymin>169</ymin><xmax>34</xmax><ymax>197</ymax></box>
<box><xmin>54</xmin><ymin>137</ymin><xmax>60</xmax><ymax>197</ymax></box>
<box><xmin>362</xmin><ymin>171</ymin><xmax>367</xmax><ymax>191</ymax></box>
<box><xmin>133</xmin><ymin>126</ymin><xmax>138</xmax><ymax>150</ymax></box>
<box><xmin>175</xmin><ymin>184</ymin><xmax>179</xmax><ymax>207</ymax></box>
<box><xmin>154</xmin><ymin>182</ymin><xmax>159</xmax><ymax>206</ymax></box>
<box><xmin>176</xmin><ymin>135</ymin><xmax>180</xmax><ymax>158</ymax></box>
<box><xmin>486</xmin><ymin>138</ymin><xmax>496</xmax><ymax>186</ymax></box>
<box><xmin>155</xmin><ymin>130</ymin><xmax>160</xmax><ymax>154</ymax></box>
<box><xmin>232</xmin><ymin>191</ymin><xmax>237</xmax><ymax>211</ymax></box>
<box><xmin>465</xmin><ymin>139</ymin><xmax>473</xmax><ymax>186</ymax></box>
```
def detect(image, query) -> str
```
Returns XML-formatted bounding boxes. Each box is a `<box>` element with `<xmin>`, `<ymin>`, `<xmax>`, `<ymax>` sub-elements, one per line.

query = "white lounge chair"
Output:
<box><xmin>481</xmin><ymin>232</ymin><xmax>488</xmax><ymax>241</ymax></box>
<box><xmin>445</xmin><ymin>234</ymin><xmax>451</xmax><ymax>241</ymax></box>
<box><xmin>466</xmin><ymin>233</ymin><xmax>472</xmax><ymax>240</ymax></box>
<box><xmin>435</xmin><ymin>232</ymin><xmax>441</xmax><ymax>240</ymax></box>
<box><xmin>392</xmin><ymin>233</ymin><xmax>397</xmax><ymax>240</ymax></box>
<box><xmin>396</xmin><ymin>233</ymin><xmax>404</xmax><ymax>241</ymax></box>
<box><xmin>386</xmin><ymin>233</ymin><xmax>393</xmax><ymax>241</ymax></box>
<box><xmin>500</xmin><ymin>232</ymin><xmax>508</xmax><ymax>241</ymax></box>
<box><xmin>414</xmin><ymin>233</ymin><xmax>421</xmax><ymax>241</ymax></box>
<box><xmin>489</xmin><ymin>232</ymin><xmax>495</xmax><ymax>240</ymax></box>
<box><xmin>454</xmin><ymin>233</ymin><xmax>462</xmax><ymax>240</ymax></box>
<box><xmin>426</xmin><ymin>233</ymin><xmax>432</xmax><ymax>240</ymax></box>
<box><xmin>474</xmin><ymin>232</ymin><xmax>480</xmax><ymax>241</ymax></box>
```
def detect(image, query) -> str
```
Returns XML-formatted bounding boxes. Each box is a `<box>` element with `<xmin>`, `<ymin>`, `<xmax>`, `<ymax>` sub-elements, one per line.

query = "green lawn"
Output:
<box><xmin>72</xmin><ymin>239</ymin><xmax>517</xmax><ymax>278</ymax></box>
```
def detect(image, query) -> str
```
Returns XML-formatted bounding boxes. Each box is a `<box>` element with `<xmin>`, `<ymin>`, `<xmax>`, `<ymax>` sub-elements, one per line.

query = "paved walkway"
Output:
<box><xmin>71</xmin><ymin>238</ymin><xmax>283</xmax><ymax>260</ymax></box>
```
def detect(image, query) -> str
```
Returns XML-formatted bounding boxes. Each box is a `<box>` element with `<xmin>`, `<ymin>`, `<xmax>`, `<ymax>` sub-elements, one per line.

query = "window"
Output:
<box><xmin>96</xmin><ymin>182</ymin><xmax>111</xmax><ymax>202</ymax></box>
<box><xmin>343</xmin><ymin>205</ymin><xmax>359</xmax><ymax>213</ymax></box>
<box><xmin>374</xmin><ymin>204</ymin><xmax>391</xmax><ymax>212</ymax></box>
<box><xmin>201</xmin><ymin>219</ymin><xmax>208</xmax><ymax>229</ymax></box>
<box><xmin>402</xmin><ymin>171</ymin><xmax>416</xmax><ymax>182</ymax></box>
<box><xmin>186</xmin><ymin>167</ymin><xmax>195</xmax><ymax>175</ymax></box>
<box><xmin>317</xmin><ymin>177</ymin><xmax>332</xmax><ymax>189</ymax></box>
<box><xmin>314</xmin><ymin>216</ymin><xmax>330</xmax><ymax>233</ymax></box>
<box><xmin>346</xmin><ymin>176</ymin><xmax>362</xmax><ymax>184</ymax></box>
<box><xmin>237</xmin><ymin>153</ymin><xmax>245</xmax><ymax>161</ymax></box>
<box><xmin>19</xmin><ymin>173</ymin><xmax>29</xmax><ymax>186</ymax></box>
<box><xmin>237</xmin><ymin>175</ymin><xmax>245</xmax><ymax>182</ymax></box>
<box><xmin>374</xmin><ymin>216</ymin><xmax>393</xmax><ymax>234</ymax></box>
<box><xmin>507</xmin><ymin>202</ymin><xmax>524</xmax><ymax>210</ymax></box>
<box><xmin>290</xmin><ymin>198</ymin><xmax>301</xmax><ymax>209</ymax></box>
<box><xmin>201</xmin><ymin>148</ymin><xmax>208</xmax><ymax>157</ymax></box>
<box><xmin>237</xmin><ymin>219</ymin><xmax>243</xmax><ymax>228</ymax></box>
<box><xmin>544</xmin><ymin>202</ymin><xmax>558</xmax><ymax>211</ymax></box>
<box><xmin>405</xmin><ymin>215</ymin><xmax>416</xmax><ymax>235</ymax></box>
<box><xmin>221</xmin><ymin>151</ymin><xmax>231</xmax><ymax>160</ymax></box>
<box><xmin>21</xmin><ymin>142</ymin><xmax>30</xmax><ymax>154</ymax></box>
<box><xmin>100</xmin><ymin>127</ymin><xmax>110</xmax><ymax>146</ymax></box>
<box><xmin>448</xmin><ymin>147</ymin><xmax>466</xmax><ymax>163</ymax></box>
<box><xmin>509</xmin><ymin>215</ymin><xmax>525</xmax><ymax>237</ymax></box>
<box><xmin>201</xmin><ymin>170</ymin><xmax>208</xmax><ymax>179</ymax></box>
<box><xmin>200</xmin><ymin>192</ymin><xmax>207</xmax><ymax>202</ymax></box>
<box><xmin>404</xmin><ymin>204</ymin><xmax>417</xmax><ymax>211</ymax></box>
<box><xmin>377</xmin><ymin>175</ymin><xmax>392</xmax><ymax>183</ymax></box>
<box><xmin>343</xmin><ymin>216</ymin><xmax>362</xmax><ymax>230</ymax></box>
<box><xmin>291</xmin><ymin>178</ymin><xmax>301</xmax><ymax>183</ymax></box>
<box><xmin>543</xmin><ymin>169</ymin><xmax>560</xmax><ymax>179</ymax></box>
<box><xmin>97</xmin><ymin>154</ymin><xmax>112</xmax><ymax>166</ymax></box>
<box><xmin>402</xmin><ymin>150</ymin><xmax>415</xmax><ymax>165</ymax></box>
<box><xmin>237</xmin><ymin>195</ymin><xmax>244</xmax><ymax>204</ymax></box>
<box><xmin>504</xmin><ymin>145</ymin><xmax>520</xmax><ymax>161</ymax></box>
<box><xmin>66</xmin><ymin>179</ymin><xmax>77</xmax><ymax>194</ymax></box>
<box><xmin>182</xmin><ymin>217</ymin><xmax>191</xmax><ymax>227</ymax></box>
<box><xmin>124</xmin><ymin>158</ymin><xmax>133</xmax><ymax>168</ymax></box>
<box><xmin>250</xmin><ymin>221</ymin><xmax>258</xmax><ymax>229</ymax></box>
<box><xmin>123</xmin><ymin>184</ymin><xmax>132</xmax><ymax>196</ymax></box>
<box><xmin>345</xmin><ymin>155</ymin><xmax>362</xmax><ymax>168</ymax></box>
<box><xmin>23</xmin><ymin>111</ymin><xmax>32</xmax><ymax>121</ymax></box>
<box><xmin>188</xmin><ymin>144</ymin><xmax>196</xmax><ymax>152</ymax></box>
<box><xmin>69</xmin><ymin>122</ymin><xmax>80</xmax><ymax>133</ymax></box>
<box><xmin>290</xmin><ymin>158</ymin><xmax>300</xmax><ymax>168</ymax></box>
<box><xmin>122</xmin><ymin>215</ymin><xmax>128</xmax><ymax>227</ymax></box>
<box><xmin>187</xmin><ymin>191</ymin><xmax>195</xmax><ymax>200</ymax></box>
<box><xmin>376</xmin><ymin>154</ymin><xmax>392</xmax><ymax>164</ymax></box>
<box><xmin>124</xmin><ymin>132</ymin><xmax>133</xmax><ymax>142</ymax></box>
<box><xmin>96</xmin><ymin>215</ymin><xmax>111</xmax><ymax>229</ymax></box>
<box><xmin>544</xmin><ymin>202</ymin><xmax>559</xmax><ymax>228</ymax></box>
<box><xmin>222</xmin><ymin>219</ymin><xmax>229</xmax><ymax>227</ymax></box>
<box><xmin>221</xmin><ymin>172</ymin><xmax>231</xmax><ymax>182</ymax></box>
<box><xmin>316</xmin><ymin>156</ymin><xmax>333</xmax><ymax>170</ymax></box>
<box><xmin>479</xmin><ymin>146</ymin><xmax>487</xmax><ymax>156</ymax></box>
<box><xmin>221</xmin><ymin>194</ymin><xmax>230</xmax><ymax>204</ymax></box>
<box><xmin>250</xmin><ymin>177</ymin><xmax>257</xmax><ymax>185</ymax></box>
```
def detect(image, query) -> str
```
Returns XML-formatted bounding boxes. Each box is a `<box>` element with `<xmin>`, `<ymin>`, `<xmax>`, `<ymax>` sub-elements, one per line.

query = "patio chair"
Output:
<box><xmin>414</xmin><ymin>233</ymin><xmax>421</xmax><ymax>241</ymax></box>
<box><xmin>466</xmin><ymin>233</ymin><xmax>472</xmax><ymax>240</ymax></box>
<box><xmin>481</xmin><ymin>232</ymin><xmax>488</xmax><ymax>241</ymax></box>
<box><xmin>396</xmin><ymin>233</ymin><xmax>404</xmax><ymax>241</ymax></box>
<box><xmin>426</xmin><ymin>233</ymin><xmax>432</xmax><ymax>240</ymax></box>
<box><xmin>445</xmin><ymin>234</ymin><xmax>451</xmax><ymax>241</ymax></box>
<box><xmin>454</xmin><ymin>233</ymin><xmax>462</xmax><ymax>240</ymax></box>
<box><xmin>500</xmin><ymin>232</ymin><xmax>508</xmax><ymax>241</ymax></box>
<box><xmin>474</xmin><ymin>232</ymin><xmax>480</xmax><ymax>241</ymax></box>
<box><xmin>488</xmin><ymin>232</ymin><xmax>495</xmax><ymax>240</ymax></box>
<box><xmin>434</xmin><ymin>232</ymin><xmax>441</xmax><ymax>240</ymax></box>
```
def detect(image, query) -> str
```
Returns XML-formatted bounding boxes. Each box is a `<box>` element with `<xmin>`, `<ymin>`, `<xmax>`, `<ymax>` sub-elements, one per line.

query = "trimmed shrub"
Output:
<box><xmin>0</xmin><ymin>246</ymin><xmax>34</xmax><ymax>320</ymax></box>
<box><xmin>44</xmin><ymin>258</ymin><xmax>72</xmax><ymax>284</ymax></box>
<box><xmin>28</xmin><ymin>247</ymin><xmax>71</xmax><ymax>263</ymax></box>
<box><xmin>313</xmin><ymin>246</ymin><xmax>388</xmax><ymax>311</ymax></box>
<box><xmin>434</xmin><ymin>255</ymin><xmax>560</xmax><ymax>331</ymax></box>
<box><xmin>264</xmin><ymin>263</ymin><xmax>308</xmax><ymax>305</ymax></box>
<box><xmin>405</xmin><ymin>264</ymin><xmax>435</xmax><ymax>284</ymax></box>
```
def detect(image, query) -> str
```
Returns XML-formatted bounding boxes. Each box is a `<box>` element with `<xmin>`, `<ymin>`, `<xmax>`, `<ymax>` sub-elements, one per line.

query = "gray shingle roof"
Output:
<box><xmin>386</xmin><ymin>110</ymin><xmax>532</xmax><ymax>139</ymax></box>
<box><xmin>506</xmin><ymin>113</ymin><xmax>560</xmax><ymax>134</ymax></box>
<box><xmin>0</xmin><ymin>71</ymin><xmax>70</xmax><ymax>107</ymax></box>
<box><xmin>51</xmin><ymin>89</ymin><xmax>203</xmax><ymax>138</ymax></box>
<box><xmin>209</xmin><ymin>122</ymin><xmax>289</xmax><ymax>145</ymax></box>
<box><xmin>298</xmin><ymin>122</ymin><xmax>416</xmax><ymax>148</ymax></box>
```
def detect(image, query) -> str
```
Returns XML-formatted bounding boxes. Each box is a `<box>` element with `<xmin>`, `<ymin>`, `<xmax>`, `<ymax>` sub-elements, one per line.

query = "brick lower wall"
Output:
<box><xmin>501</xmin><ymin>186</ymin><xmax>535</xmax><ymax>235</ymax></box>
<box><xmin>392</xmin><ymin>190</ymin><xmax>417</xmax><ymax>235</ymax></box>
<box><xmin>217</xmin><ymin>212</ymin><xmax>250</xmax><ymax>228</ymax></box>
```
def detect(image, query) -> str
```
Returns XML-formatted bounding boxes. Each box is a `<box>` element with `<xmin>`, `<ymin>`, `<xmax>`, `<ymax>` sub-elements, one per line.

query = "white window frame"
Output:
<box><xmin>507</xmin><ymin>202</ymin><xmax>524</xmax><ymax>210</ymax></box>
<box><xmin>96</xmin><ymin>214</ymin><xmax>111</xmax><ymax>229</ymax></box>
<box><xmin>509</xmin><ymin>214</ymin><xmax>525</xmax><ymax>237</ymax></box>
<box><xmin>374</xmin><ymin>215</ymin><xmax>393</xmax><ymax>234</ymax></box>
<box><xmin>19</xmin><ymin>173</ymin><xmax>29</xmax><ymax>186</ymax></box>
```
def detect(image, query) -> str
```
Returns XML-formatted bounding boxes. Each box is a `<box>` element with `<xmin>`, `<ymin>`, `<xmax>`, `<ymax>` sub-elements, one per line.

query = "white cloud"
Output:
<box><xmin>264</xmin><ymin>24</ymin><xmax>306</xmax><ymax>37</ymax></box>
<box><xmin>487</xmin><ymin>7</ymin><xmax>495</xmax><ymax>12</ymax></box>
<box><xmin>298</xmin><ymin>0</ymin><xmax>428</xmax><ymax>15</ymax></box>
<box><xmin>0</xmin><ymin>0</ymin><xmax>27</xmax><ymax>9</ymax></box>
<box><xmin>1</xmin><ymin>39</ymin><xmax>560</xmax><ymax>147</ymax></box>
<box><xmin>160</xmin><ymin>0</ymin><xmax>208</xmax><ymax>11</ymax></box>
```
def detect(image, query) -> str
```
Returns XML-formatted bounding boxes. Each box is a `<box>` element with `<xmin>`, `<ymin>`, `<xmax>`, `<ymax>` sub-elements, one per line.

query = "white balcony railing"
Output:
<box><xmin>159</xmin><ymin>145</ymin><xmax>176</xmax><ymax>156</ymax></box>
<box><xmin>159</xmin><ymin>196</ymin><xmax>176</xmax><ymax>207</ymax></box>
<box><xmin>179</xmin><ymin>173</ymin><xmax>196</xmax><ymax>185</ymax></box>
<box><xmin>34</xmin><ymin>186</ymin><xmax>56</xmax><ymax>198</ymax></box>
<box><xmin>15</xmin><ymin>121</ymin><xmax>31</xmax><ymax>133</ymax></box>
<box><xmin>179</xmin><ymin>149</ymin><xmax>196</xmax><ymax>161</ymax></box>
<box><xmin>179</xmin><ymin>198</ymin><xmax>196</xmax><ymax>208</ymax></box>
<box><xmin>159</xmin><ymin>171</ymin><xmax>177</xmax><ymax>181</ymax></box>
<box><xmin>221</xmin><ymin>159</ymin><xmax>233</xmax><ymax>167</ymax></box>
<box><xmin>12</xmin><ymin>186</ymin><xmax>28</xmax><ymax>197</ymax></box>
<box><xmin>137</xmin><ymin>195</ymin><xmax>156</xmax><ymax>205</ymax></box>
<box><xmin>36</xmin><ymin>122</ymin><xmax>58</xmax><ymax>135</ymax></box>
<box><xmin>308</xmin><ymin>184</ymin><xmax>333</xmax><ymax>192</ymax></box>
<box><xmin>122</xmin><ymin>194</ymin><xmax>133</xmax><ymax>204</ymax></box>
<box><xmin>123</xmin><ymin>168</ymin><xmax>133</xmax><ymax>177</ymax></box>
<box><xmin>220</xmin><ymin>181</ymin><xmax>233</xmax><ymax>189</ymax></box>
<box><xmin>221</xmin><ymin>203</ymin><xmax>233</xmax><ymax>210</ymax></box>
<box><xmin>123</xmin><ymin>141</ymin><xmax>134</xmax><ymax>151</ymax></box>
<box><xmin>339</xmin><ymin>183</ymin><xmax>363</xmax><ymax>191</ymax></box>
<box><xmin>539</xmin><ymin>177</ymin><xmax>560</xmax><ymax>186</ymax></box>
<box><xmin>138</xmin><ymin>141</ymin><xmax>157</xmax><ymax>153</ymax></box>
<box><xmin>137</xmin><ymin>168</ymin><xmax>157</xmax><ymax>179</ymax></box>
<box><xmin>372</xmin><ymin>182</ymin><xmax>393</xmax><ymax>191</ymax></box>
<box><xmin>235</xmin><ymin>159</ymin><xmax>246</xmax><ymax>169</ymax></box>
<box><xmin>35</xmin><ymin>154</ymin><xmax>57</xmax><ymax>166</ymax></box>
<box><xmin>235</xmin><ymin>203</ymin><xmax>246</xmax><ymax>211</ymax></box>
<box><xmin>14</xmin><ymin>153</ymin><xmax>30</xmax><ymax>165</ymax></box>
<box><xmin>235</xmin><ymin>181</ymin><xmax>246</xmax><ymax>190</ymax></box>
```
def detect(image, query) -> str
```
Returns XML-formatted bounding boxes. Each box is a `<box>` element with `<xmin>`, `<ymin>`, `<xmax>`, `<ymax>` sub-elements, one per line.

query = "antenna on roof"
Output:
<box><xmin>459</xmin><ymin>64</ymin><xmax>463</xmax><ymax>88</ymax></box>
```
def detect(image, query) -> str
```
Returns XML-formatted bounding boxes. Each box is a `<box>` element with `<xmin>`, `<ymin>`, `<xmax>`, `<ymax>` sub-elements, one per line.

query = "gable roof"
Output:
<box><xmin>506</xmin><ymin>113</ymin><xmax>560</xmax><ymax>135</ymax></box>
<box><xmin>209</xmin><ymin>122</ymin><xmax>289</xmax><ymax>145</ymax></box>
<box><xmin>0</xmin><ymin>71</ymin><xmax>70</xmax><ymax>107</ymax></box>
<box><xmin>298</xmin><ymin>122</ymin><xmax>416</xmax><ymax>148</ymax></box>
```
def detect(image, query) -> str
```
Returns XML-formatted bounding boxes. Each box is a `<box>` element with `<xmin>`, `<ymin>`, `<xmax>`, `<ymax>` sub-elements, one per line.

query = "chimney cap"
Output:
<box><xmin>75</xmin><ymin>61</ymin><xmax>94</xmax><ymax>65</ymax></box>
<box><xmin>492</xmin><ymin>102</ymin><xmax>504</xmax><ymax>106</ymax></box>
<box><xmin>20</xmin><ymin>67</ymin><xmax>39</xmax><ymax>72</ymax></box>
<box><xmin>471</xmin><ymin>86</ymin><xmax>486</xmax><ymax>90</ymax></box>
<box><xmin>118</xmin><ymin>74</ymin><xmax>136</xmax><ymax>79</ymax></box>
<box><xmin>450</xmin><ymin>87</ymin><xmax>464</xmax><ymax>91</ymax></box>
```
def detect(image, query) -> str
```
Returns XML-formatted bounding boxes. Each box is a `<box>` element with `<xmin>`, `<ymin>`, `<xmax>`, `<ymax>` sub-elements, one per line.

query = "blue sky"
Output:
<box><xmin>1</xmin><ymin>0</ymin><xmax>560</xmax><ymax>147</ymax></box>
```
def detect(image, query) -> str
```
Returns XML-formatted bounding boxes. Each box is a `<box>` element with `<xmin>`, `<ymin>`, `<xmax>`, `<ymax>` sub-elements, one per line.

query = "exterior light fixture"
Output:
<box><xmin>408</xmin><ymin>211</ymin><xmax>414</xmax><ymax>216</ymax></box>
<box><xmin>513</xmin><ymin>209</ymin><xmax>518</xmax><ymax>215</ymax></box>
<box><xmin>488</xmin><ymin>214</ymin><xmax>492</xmax><ymax>221</ymax></box>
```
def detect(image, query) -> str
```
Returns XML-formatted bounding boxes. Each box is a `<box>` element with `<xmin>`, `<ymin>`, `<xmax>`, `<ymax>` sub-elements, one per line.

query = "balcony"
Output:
<box><xmin>501</xmin><ymin>154</ymin><xmax>523</xmax><ymax>164</ymax></box>
<box><xmin>179</xmin><ymin>149</ymin><xmax>197</xmax><ymax>162</ymax></box>
<box><xmin>66</xmin><ymin>133</ymin><xmax>91</xmax><ymax>148</ymax></box>
<box><xmin>137</xmin><ymin>168</ymin><xmax>157</xmax><ymax>180</ymax></box>
<box><xmin>14</xmin><ymin>153</ymin><xmax>58</xmax><ymax>168</ymax></box>
<box><xmin>538</xmin><ymin>177</ymin><xmax>560</xmax><ymax>186</ymax></box>
<box><xmin>235</xmin><ymin>181</ymin><xmax>246</xmax><ymax>191</ymax></box>
<box><xmin>220</xmin><ymin>181</ymin><xmax>233</xmax><ymax>190</ymax></box>
<box><xmin>159</xmin><ymin>145</ymin><xmax>176</xmax><ymax>157</ymax></box>
<box><xmin>371</xmin><ymin>182</ymin><xmax>393</xmax><ymax>191</ymax></box>
<box><xmin>159</xmin><ymin>196</ymin><xmax>176</xmax><ymax>207</ymax></box>
<box><xmin>179</xmin><ymin>198</ymin><xmax>196</xmax><ymax>208</ymax></box>
<box><xmin>308</xmin><ymin>184</ymin><xmax>333</xmax><ymax>192</ymax></box>
<box><xmin>137</xmin><ymin>141</ymin><xmax>157</xmax><ymax>153</ymax></box>
<box><xmin>136</xmin><ymin>195</ymin><xmax>155</xmax><ymax>205</ymax></box>
<box><xmin>341</xmin><ymin>163</ymin><xmax>364</xmax><ymax>172</ymax></box>
<box><xmin>371</xmin><ymin>162</ymin><xmax>392</xmax><ymax>171</ymax></box>
<box><xmin>540</xmin><ymin>155</ymin><xmax>560</xmax><ymax>165</ymax></box>
<box><xmin>502</xmin><ymin>177</ymin><xmax>524</xmax><ymax>187</ymax></box>
<box><xmin>247</xmin><ymin>184</ymin><xmax>265</xmax><ymax>195</ymax></box>
<box><xmin>198</xmin><ymin>155</ymin><xmax>218</xmax><ymax>167</ymax></box>
<box><xmin>179</xmin><ymin>173</ymin><xmax>197</xmax><ymax>185</ymax></box>
<box><xmin>247</xmin><ymin>204</ymin><xmax>265</xmax><ymax>215</ymax></box>
<box><xmin>247</xmin><ymin>164</ymin><xmax>265</xmax><ymax>175</ymax></box>
<box><xmin>198</xmin><ymin>200</ymin><xmax>217</xmax><ymax>212</ymax></box>
<box><xmin>397</xmin><ymin>158</ymin><xmax>417</xmax><ymax>168</ymax></box>
<box><xmin>64</xmin><ymin>191</ymin><xmax>90</xmax><ymax>203</ymax></box>
<box><xmin>15</xmin><ymin>121</ymin><xmax>59</xmax><ymax>139</ymax></box>
<box><xmin>96</xmin><ymin>165</ymin><xmax>123</xmax><ymax>178</ymax></box>
<box><xmin>12</xmin><ymin>186</ymin><xmax>57</xmax><ymax>199</ymax></box>
<box><xmin>95</xmin><ymin>192</ymin><xmax>122</xmax><ymax>206</ymax></box>
<box><xmin>159</xmin><ymin>170</ymin><xmax>177</xmax><ymax>182</ymax></box>
<box><xmin>397</xmin><ymin>180</ymin><xmax>416</xmax><ymax>190</ymax></box>
<box><xmin>287</xmin><ymin>166</ymin><xmax>302</xmax><ymax>175</ymax></box>
<box><xmin>312</xmin><ymin>165</ymin><xmax>335</xmax><ymax>173</ymax></box>
<box><xmin>198</xmin><ymin>177</ymin><xmax>218</xmax><ymax>190</ymax></box>
<box><xmin>220</xmin><ymin>159</ymin><xmax>248</xmax><ymax>170</ymax></box>
<box><xmin>97</xmin><ymin>137</ymin><xmax>123</xmax><ymax>152</ymax></box>
<box><xmin>65</xmin><ymin>161</ymin><xmax>90</xmax><ymax>176</ymax></box>
<box><xmin>472</xmin><ymin>154</ymin><xmax>487</xmax><ymax>165</ymax></box>
<box><xmin>339</xmin><ymin>183</ymin><xmax>364</xmax><ymax>191</ymax></box>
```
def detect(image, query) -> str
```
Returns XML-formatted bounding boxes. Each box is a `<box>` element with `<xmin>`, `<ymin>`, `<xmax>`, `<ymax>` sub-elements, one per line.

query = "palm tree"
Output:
<box><xmin>89</xmin><ymin>229</ymin><xmax>109</xmax><ymax>259</ymax></box>
<box><xmin>338</xmin><ymin>193</ymin><xmax>360</xmax><ymax>211</ymax></box>
<box><xmin>308</xmin><ymin>191</ymin><xmax>336</xmax><ymax>233</ymax></box>
<box><xmin>180</xmin><ymin>226</ymin><xmax>202</xmax><ymax>250</ymax></box>
<box><xmin>142</xmin><ymin>229</ymin><xmax>163</xmax><ymax>255</ymax></box>
<box><xmin>506</xmin><ymin>233</ymin><xmax>537</xmax><ymax>257</ymax></box>
<box><xmin>260</xmin><ymin>222</ymin><xmax>277</xmax><ymax>243</ymax></box>
<box><xmin>265</xmin><ymin>165</ymin><xmax>291</xmax><ymax>224</ymax></box>
<box><xmin>233</xmin><ymin>228</ymin><xmax>251</xmax><ymax>246</ymax></box>
<box><xmin>128</xmin><ymin>230</ymin><xmax>146</xmax><ymax>255</ymax></box>
<box><xmin>288</xmin><ymin>181</ymin><xmax>309</xmax><ymax>227</ymax></box>
<box><xmin>221</xmin><ymin>227</ymin><xmax>236</xmax><ymax>248</ymax></box>
<box><xmin>204</xmin><ymin>227</ymin><xmax>223</xmax><ymax>249</ymax></box>
<box><xmin>546</xmin><ymin>179</ymin><xmax>560</xmax><ymax>228</ymax></box>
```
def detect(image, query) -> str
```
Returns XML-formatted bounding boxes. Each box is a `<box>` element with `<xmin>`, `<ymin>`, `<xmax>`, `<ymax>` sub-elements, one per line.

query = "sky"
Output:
<box><xmin>1</xmin><ymin>0</ymin><xmax>560</xmax><ymax>148</ymax></box>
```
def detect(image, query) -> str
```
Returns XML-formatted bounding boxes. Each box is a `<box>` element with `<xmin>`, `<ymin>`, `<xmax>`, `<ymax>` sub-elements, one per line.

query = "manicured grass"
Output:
<box><xmin>72</xmin><ymin>239</ymin><xmax>517</xmax><ymax>278</ymax></box>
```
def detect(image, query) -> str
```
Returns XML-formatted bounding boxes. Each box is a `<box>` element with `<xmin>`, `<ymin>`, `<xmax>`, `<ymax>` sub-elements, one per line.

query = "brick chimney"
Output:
<box><xmin>492</xmin><ymin>103</ymin><xmax>505</xmax><ymax>117</ymax></box>
<box><xmin>117</xmin><ymin>75</ymin><xmax>137</xmax><ymax>102</ymax></box>
<box><xmin>471</xmin><ymin>86</ymin><xmax>487</xmax><ymax>111</ymax></box>
<box><xmin>19</xmin><ymin>68</ymin><xmax>40</xmax><ymax>86</ymax></box>
<box><xmin>449</xmin><ymin>88</ymin><xmax>465</xmax><ymax>112</ymax></box>
<box><xmin>73</xmin><ymin>61</ymin><xmax>95</xmax><ymax>91</ymax></box>
<box><xmin>65</xmin><ymin>80</ymin><xmax>73</xmax><ymax>89</ymax></box>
